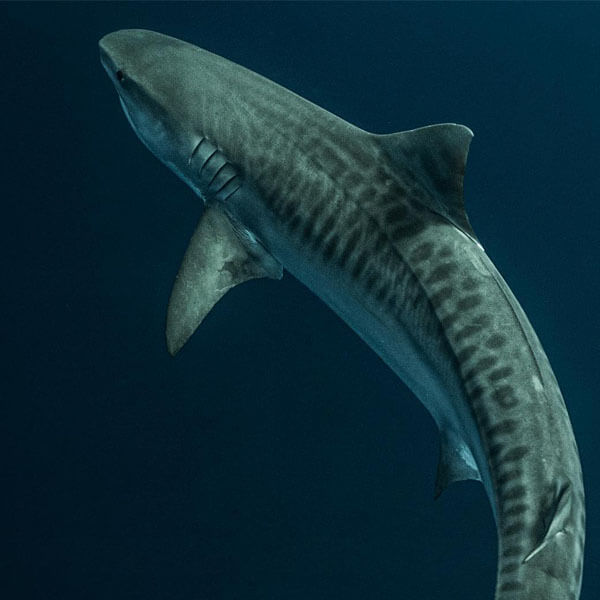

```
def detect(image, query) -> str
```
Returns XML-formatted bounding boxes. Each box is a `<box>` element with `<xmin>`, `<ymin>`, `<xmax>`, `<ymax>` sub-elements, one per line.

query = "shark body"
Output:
<box><xmin>99</xmin><ymin>30</ymin><xmax>585</xmax><ymax>599</ymax></box>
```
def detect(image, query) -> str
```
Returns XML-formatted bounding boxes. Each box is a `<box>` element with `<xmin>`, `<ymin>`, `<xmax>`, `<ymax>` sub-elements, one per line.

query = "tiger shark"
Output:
<box><xmin>99</xmin><ymin>29</ymin><xmax>585</xmax><ymax>599</ymax></box>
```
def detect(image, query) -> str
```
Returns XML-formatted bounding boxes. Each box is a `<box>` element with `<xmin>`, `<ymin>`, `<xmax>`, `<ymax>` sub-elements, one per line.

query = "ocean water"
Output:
<box><xmin>2</xmin><ymin>3</ymin><xmax>599</xmax><ymax>599</ymax></box>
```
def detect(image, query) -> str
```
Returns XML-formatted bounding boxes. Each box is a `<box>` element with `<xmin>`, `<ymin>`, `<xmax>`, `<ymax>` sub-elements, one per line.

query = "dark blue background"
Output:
<box><xmin>2</xmin><ymin>3</ymin><xmax>598</xmax><ymax>599</ymax></box>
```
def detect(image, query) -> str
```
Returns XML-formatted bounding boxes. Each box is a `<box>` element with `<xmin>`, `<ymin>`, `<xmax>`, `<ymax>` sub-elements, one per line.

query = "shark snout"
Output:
<box><xmin>99</xmin><ymin>30</ymin><xmax>145</xmax><ymax>80</ymax></box>
<box><xmin>98</xmin><ymin>32</ymin><xmax>125</xmax><ymax>84</ymax></box>
<box><xmin>99</xmin><ymin>29</ymin><xmax>177</xmax><ymax>89</ymax></box>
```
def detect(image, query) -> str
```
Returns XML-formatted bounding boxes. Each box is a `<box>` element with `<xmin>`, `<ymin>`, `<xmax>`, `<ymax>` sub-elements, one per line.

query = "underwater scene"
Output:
<box><xmin>3</xmin><ymin>3</ymin><xmax>599</xmax><ymax>599</ymax></box>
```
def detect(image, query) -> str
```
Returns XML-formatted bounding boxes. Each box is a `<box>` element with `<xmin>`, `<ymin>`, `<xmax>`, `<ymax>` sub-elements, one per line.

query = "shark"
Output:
<box><xmin>99</xmin><ymin>29</ymin><xmax>585</xmax><ymax>599</ymax></box>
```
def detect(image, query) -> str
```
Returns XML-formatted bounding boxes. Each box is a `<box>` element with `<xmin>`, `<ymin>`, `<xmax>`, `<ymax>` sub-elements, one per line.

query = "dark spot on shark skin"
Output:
<box><xmin>456</xmin><ymin>294</ymin><xmax>483</xmax><ymax>312</ymax></box>
<box><xmin>288</xmin><ymin>214</ymin><xmax>302</xmax><ymax>232</ymax></box>
<box><xmin>386</xmin><ymin>205</ymin><xmax>409</xmax><ymax>223</ymax></box>
<box><xmin>503</xmin><ymin>503</ymin><xmax>528</xmax><ymax>518</ymax></box>
<box><xmin>469</xmin><ymin>385</ymin><xmax>486</xmax><ymax>402</ymax></box>
<box><xmin>282</xmin><ymin>200</ymin><xmax>296</xmax><ymax>221</ymax></box>
<box><xmin>374</xmin><ymin>232</ymin><xmax>387</xmax><ymax>253</ymax></box>
<box><xmin>411</xmin><ymin>241</ymin><xmax>434</xmax><ymax>263</ymax></box>
<box><xmin>281</xmin><ymin>168</ymin><xmax>301</xmax><ymax>197</ymax></box>
<box><xmin>503</xmin><ymin>520</ymin><xmax>526</xmax><ymax>537</ymax></box>
<box><xmin>320</xmin><ymin>212</ymin><xmax>337</xmax><ymax>235</ymax></box>
<box><xmin>263</xmin><ymin>162</ymin><xmax>280</xmax><ymax>189</ymax></box>
<box><xmin>377</xmin><ymin>193</ymin><xmax>399</xmax><ymax>210</ymax></box>
<box><xmin>338</xmin><ymin>229</ymin><xmax>360</xmax><ymax>268</ymax></box>
<box><xmin>455</xmin><ymin>323</ymin><xmax>483</xmax><ymax>343</ymax></box>
<box><xmin>307</xmin><ymin>199</ymin><xmax>325</xmax><ymax>225</ymax></box>
<box><xmin>496</xmin><ymin>469</ymin><xmax>522</xmax><ymax>488</ymax></box>
<box><xmin>317</xmin><ymin>144</ymin><xmax>339</xmax><ymax>167</ymax></box>
<box><xmin>262</xmin><ymin>190</ymin><xmax>277</xmax><ymax>209</ymax></box>
<box><xmin>312</xmin><ymin>215</ymin><xmax>339</xmax><ymax>250</ymax></box>
<box><xmin>426</xmin><ymin>262</ymin><xmax>458</xmax><ymax>285</ymax></box>
<box><xmin>474</xmin><ymin>313</ymin><xmax>493</xmax><ymax>327</ymax></box>
<box><xmin>477</xmin><ymin>411</ymin><xmax>491</xmax><ymax>430</ymax></box>
<box><xmin>394</xmin><ymin>219</ymin><xmax>426</xmax><ymax>239</ymax></box>
<box><xmin>408</xmin><ymin>289</ymin><xmax>421</xmax><ymax>312</ymax></box>
<box><xmin>365</xmin><ymin>217</ymin><xmax>381</xmax><ymax>241</ymax></box>
<box><xmin>500</xmin><ymin>580</ymin><xmax>525</xmax><ymax>592</ymax></box>
<box><xmin>440</xmin><ymin>311</ymin><xmax>461</xmax><ymax>330</ymax></box>
<box><xmin>301</xmin><ymin>219</ymin><xmax>314</xmax><ymax>242</ymax></box>
<box><xmin>493</xmin><ymin>385</ymin><xmax>519</xmax><ymax>409</ymax></box>
<box><xmin>501</xmin><ymin>484</ymin><xmax>526</xmax><ymax>501</ymax></box>
<box><xmin>312</xmin><ymin>227</ymin><xmax>329</xmax><ymax>251</ymax></box>
<box><xmin>464</xmin><ymin>355</ymin><xmax>498</xmax><ymax>381</ymax></box>
<box><xmin>438</xmin><ymin>245</ymin><xmax>453</xmax><ymax>258</ymax></box>
<box><xmin>364</xmin><ymin>273</ymin><xmax>377</xmax><ymax>293</ymax></box>
<box><xmin>386</xmin><ymin>295</ymin><xmax>397</xmax><ymax>311</ymax></box>
<box><xmin>500</xmin><ymin>562</ymin><xmax>519</xmax><ymax>574</ymax></box>
<box><xmin>323</xmin><ymin>234</ymin><xmax>339</xmax><ymax>262</ymax></box>
<box><xmin>501</xmin><ymin>446</ymin><xmax>530</xmax><ymax>463</ymax></box>
<box><xmin>407</xmin><ymin>195</ymin><xmax>429</xmax><ymax>214</ymax></box>
<box><xmin>375</xmin><ymin>281</ymin><xmax>390</xmax><ymax>303</ymax></box>
<box><xmin>383</xmin><ymin>187</ymin><xmax>409</xmax><ymax>207</ymax></box>
<box><xmin>440</xmin><ymin>143</ymin><xmax>462</xmax><ymax>173</ymax></box>
<box><xmin>435</xmin><ymin>172</ymin><xmax>462</xmax><ymax>198</ymax></box>
<box><xmin>486</xmin><ymin>333</ymin><xmax>507</xmax><ymax>349</ymax></box>
<box><xmin>352</xmin><ymin>253</ymin><xmax>368</xmax><ymax>279</ymax></box>
<box><xmin>486</xmin><ymin>419</ymin><xmax>518</xmax><ymax>438</ymax></box>
<box><xmin>502</xmin><ymin>545</ymin><xmax>523</xmax><ymax>559</ymax></box>
<box><xmin>430</xmin><ymin>286</ymin><xmax>454</xmax><ymax>309</ymax></box>
<box><xmin>461</xmin><ymin>276</ymin><xmax>479</xmax><ymax>290</ymax></box>
<box><xmin>364</xmin><ymin>182</ymin><xmax>381</xmax><ymax>198</ymax></box>
<box><xmin>489</xmin><ymin>443</ymin><xmax>505</xmax><ymax>461</ymax></box>
<box><xmin>343</xmin><ymin>171</ymin><xmax>362</xmax><ymax>189</ymax></box>
<box><xmin>489</xmin><ymin>366</ymin><xmax>514</xmax><ymax>383</ymax></box>
<box><xmin>420</xmin><ymin>148</ymin><xmax>442</xmax><ymax>183</ymax></box>
<box><xmin>457</xmin><ymin>344</ymin><xmax>478</xmax><ymax>363</ymax></box>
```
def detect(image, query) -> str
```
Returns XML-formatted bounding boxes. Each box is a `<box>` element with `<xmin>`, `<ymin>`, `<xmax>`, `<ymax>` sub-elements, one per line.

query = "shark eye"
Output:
<box><xmin>116</xmin><ymin>70</ymin><xmax>124</xmax><ymax>82</ymax></box>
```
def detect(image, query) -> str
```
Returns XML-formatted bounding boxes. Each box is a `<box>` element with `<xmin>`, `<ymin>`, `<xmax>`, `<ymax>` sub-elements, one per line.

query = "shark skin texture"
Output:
<box><xmin>99</xmin><ymin>29</ymin><xmax>585</xmax><ymax>600</ymax></box>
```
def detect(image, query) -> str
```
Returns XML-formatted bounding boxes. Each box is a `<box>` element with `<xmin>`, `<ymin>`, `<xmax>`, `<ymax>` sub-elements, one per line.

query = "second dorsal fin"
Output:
<box><xmin>375</xmin><ymin>123</ymin><xmax>477</xmax><ymax>241</ymax></box>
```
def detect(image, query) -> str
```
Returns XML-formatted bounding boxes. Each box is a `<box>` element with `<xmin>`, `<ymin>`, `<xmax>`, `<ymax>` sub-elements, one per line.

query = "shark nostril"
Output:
<box><xmin>116</xmin><ymin>70</ymin><xmax>124</xmax><ymax>82</ymax></box>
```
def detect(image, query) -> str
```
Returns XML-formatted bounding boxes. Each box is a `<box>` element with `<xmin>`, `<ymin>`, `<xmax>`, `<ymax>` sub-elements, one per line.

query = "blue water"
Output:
<box><xmin>2</xmin><ymin>3</ymin><xmax>599</xmax><ymax>599</ymax></box>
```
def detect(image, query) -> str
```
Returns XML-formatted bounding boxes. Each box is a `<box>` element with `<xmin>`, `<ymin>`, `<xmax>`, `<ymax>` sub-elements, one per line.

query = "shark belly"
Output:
<box><xmin>282</xmin><ymin>234</ymin><xmax>494</xmax><ymax>501</ymax></box>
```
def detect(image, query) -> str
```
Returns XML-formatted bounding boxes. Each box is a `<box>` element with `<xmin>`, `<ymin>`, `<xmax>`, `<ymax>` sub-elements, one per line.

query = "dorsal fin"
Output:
<box><xmin>376</xmin><ymin>123</ymin><xmax>477</xmax><ymax>241</ymax></box>
<box><xmin>166</xmin><ymin>205</ymin><xmax>282</xmax><ymax>355</ymax></box>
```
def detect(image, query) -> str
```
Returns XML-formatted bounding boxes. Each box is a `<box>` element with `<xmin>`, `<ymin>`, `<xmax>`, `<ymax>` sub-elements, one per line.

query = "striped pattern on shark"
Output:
<box><xmin>99</xmin><ymin>29</ymin><xmax>585</xmax><ymax>599</ymax></box>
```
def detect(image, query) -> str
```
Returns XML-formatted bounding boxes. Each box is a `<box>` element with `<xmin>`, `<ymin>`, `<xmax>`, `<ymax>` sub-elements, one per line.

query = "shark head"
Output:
<box><xmin>99</xmin><ymin>29</ymin><xmax>211</xmax><ymax>185</ymax></box>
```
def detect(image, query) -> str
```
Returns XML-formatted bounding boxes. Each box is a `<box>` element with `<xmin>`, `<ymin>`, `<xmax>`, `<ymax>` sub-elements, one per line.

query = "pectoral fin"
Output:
<box><xmin>434</xmin><ymin>430</ymin><xmax>481</xmax><ymax>499</ymax></box>
<box><xmin>166</xmin><ymin>206</ymin><xmax>282</xmax><ymax>355</ymax></box>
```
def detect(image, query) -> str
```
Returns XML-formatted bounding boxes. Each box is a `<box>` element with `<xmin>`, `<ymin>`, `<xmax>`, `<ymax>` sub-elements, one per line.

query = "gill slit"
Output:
<box><xmin>200</xmin><ymin>148</ymin><xmax>218</xmax><ymax>172</ymax></box>
<box><xmin>208</xmin><ymin>162</ymin><xmax>229</xmax><ymax>188</ymax></box>
<box><xmin>188</xmin><ymin>137</ymin><xmax>205</xmax><ymax>165</ymax></box>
